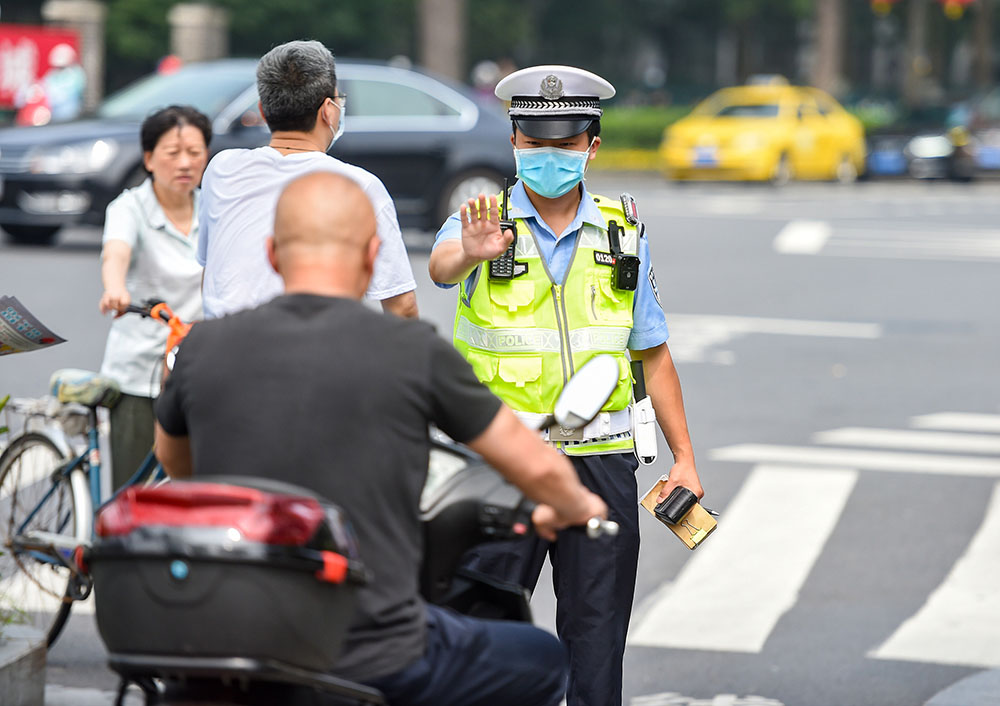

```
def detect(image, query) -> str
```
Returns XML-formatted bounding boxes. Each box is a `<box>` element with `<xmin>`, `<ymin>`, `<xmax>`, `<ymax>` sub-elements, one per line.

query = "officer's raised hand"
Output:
<box><xmin>460</xmin><ymin>193</ymin><xmax>513</xmax><ymax>262</ymax></box>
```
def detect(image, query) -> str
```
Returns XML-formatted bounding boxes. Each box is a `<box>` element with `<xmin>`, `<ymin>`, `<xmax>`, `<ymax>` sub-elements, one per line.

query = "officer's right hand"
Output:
<box><xmin>460</xmin><ymin>193</ymin><xmax>514</xmax><ymax>262</ymax></box>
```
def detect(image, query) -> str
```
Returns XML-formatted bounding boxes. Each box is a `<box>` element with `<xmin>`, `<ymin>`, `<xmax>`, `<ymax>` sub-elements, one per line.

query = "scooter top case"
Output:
<box><xmin>88</xmin><ymin>476</ymin><xmax>367</xmax><ymax>677</ymax></box>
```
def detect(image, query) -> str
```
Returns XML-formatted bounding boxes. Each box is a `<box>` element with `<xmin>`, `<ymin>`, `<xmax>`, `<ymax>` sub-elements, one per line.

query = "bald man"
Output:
<box><xmin>154</xmin><ymin>172</ymin><xmax>606</xmax><ymax>706</ymax></box>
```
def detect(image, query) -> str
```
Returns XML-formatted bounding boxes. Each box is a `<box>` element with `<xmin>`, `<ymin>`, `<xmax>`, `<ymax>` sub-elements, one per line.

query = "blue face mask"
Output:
<box><xmin>514</xmin><ymin>140</ymin><xmax>594</xmax><ymax>198</ymax></box>
<box><xmin>327</xmin><ymin>103</ymin><xmax>345</xmax><ymax>151</ymax></box>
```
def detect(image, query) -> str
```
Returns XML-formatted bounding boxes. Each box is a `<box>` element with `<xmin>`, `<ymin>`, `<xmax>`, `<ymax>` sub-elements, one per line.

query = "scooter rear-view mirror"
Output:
<box><xmin>552</xmin><ymin>355</ymin><xmax>619</xmax><ymax>430</ymax></box>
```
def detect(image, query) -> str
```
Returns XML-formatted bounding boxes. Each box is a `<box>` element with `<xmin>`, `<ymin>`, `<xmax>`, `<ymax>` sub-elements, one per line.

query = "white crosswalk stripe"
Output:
<box><xmin>871</xmin><ymin>480</ymin><xmax>1000</xmax><ymax>668</ymax></box>
<box><xmin>709</xmin><ymin>443</ymin><xmax>1000</xmax><ymax>477</ymax></box>
<box><xmin>772</xmin><ymin>219</ymin><xmax>1000</xmax><ymax>262</ymax></box>
<box><xmin>911</xmin><ymin>412</ymin><xmax>1000</xmax><ymax>433</ymax></box>
<box><xmin>631</xmin><ymin>695</ymin><xmax>785</xmax><ymax>706</ymax></box>
<box><xmin>813</xmin><ymin>427</ymin><xmax>1000</xmax><ymax>455</ymax></box>
<box><xmin>664</xmin><ymin>313</ymin><xmax>881</xmax><ymax>365</ymax></box>
<box><xmin>772</xmin><ymin>221</ymin><xmax>831</xmax><ymax>254</ymax></box>
<box><xmin>625</xmin><ymin>409</ymin><xmax>1000</xmax><ymax>667</ymax></box>
<box><xmin>630</xmin><ymin>466</ymin><xmax>857</xmax><ymax>653</ymax></box>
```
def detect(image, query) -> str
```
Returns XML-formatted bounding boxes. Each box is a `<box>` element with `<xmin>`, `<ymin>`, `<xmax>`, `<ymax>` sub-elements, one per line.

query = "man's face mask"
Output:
<box><xmin>327</xmin><ymin>100</ymin><xmax>345</xmax><ymax>151</ymax></box>
<box><xmin>514</xmin><ymin>138</ymin><xmax>595</xmax><ymax>198</ymax></box>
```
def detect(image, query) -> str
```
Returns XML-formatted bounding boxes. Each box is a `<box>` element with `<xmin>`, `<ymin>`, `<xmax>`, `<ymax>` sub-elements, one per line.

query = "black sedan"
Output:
<box><xmin>864</xmin><ymin>105</ymin><xmax>969</xmax><ymax>180</ymax></box>
<box><xmin>0</xmin><ymin>59</ymin><xmax>515</xmax><ymax>245</ymax></box>
<box><xmin>953</xmin><ymin>88</ymin><xmax>1000</xmax><ymax>180</ymax></box>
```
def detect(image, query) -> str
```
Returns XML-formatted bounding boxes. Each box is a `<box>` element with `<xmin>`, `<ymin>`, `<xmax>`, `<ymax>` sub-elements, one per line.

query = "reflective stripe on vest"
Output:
<box><xmin>453</xmin><ymin>191</ymin><xmax>640</xmax><ymax>455</ymax></box>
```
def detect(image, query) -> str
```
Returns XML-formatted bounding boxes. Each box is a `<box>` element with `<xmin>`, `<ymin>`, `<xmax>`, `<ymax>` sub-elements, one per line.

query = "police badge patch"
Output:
<box><xmin>648</xmin><ymin>267</ymin><xmax>661</xmax><ymax>306</ymax></box>
<box><xmin>540</xmin><ymin>74</ymin><xmax>565</xmax><ymax>100</ymax></box>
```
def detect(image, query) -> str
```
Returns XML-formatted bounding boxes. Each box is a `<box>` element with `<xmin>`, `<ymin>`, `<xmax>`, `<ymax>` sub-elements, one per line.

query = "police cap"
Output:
<box><xmin>495</xmin><ymin>65</ymin><xmax>616</xmax><ymax>140</ymax></box>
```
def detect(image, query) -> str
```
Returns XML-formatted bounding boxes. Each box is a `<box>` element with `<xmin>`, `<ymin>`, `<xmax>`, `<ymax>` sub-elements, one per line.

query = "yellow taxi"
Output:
<box><xmin>660</xmin><ymin>77</ymin><xmax>865</xmax><ymax>183</ymax></box>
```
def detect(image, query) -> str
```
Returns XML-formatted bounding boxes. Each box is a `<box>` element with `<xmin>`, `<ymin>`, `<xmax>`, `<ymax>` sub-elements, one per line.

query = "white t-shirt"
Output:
<box><xmin>197</xmin><ymin>147</ymin><xmax>416</xmax><ymax>319</ymax></box>
<box><xmin>100</xmin><ymin>179</ymin><xmax>204</xmax><ymax>397</ymax></box>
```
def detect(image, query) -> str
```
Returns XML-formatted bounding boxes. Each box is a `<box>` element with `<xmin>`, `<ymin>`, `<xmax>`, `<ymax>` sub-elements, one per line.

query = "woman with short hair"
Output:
<box><xmin>98</xmin><ymin>104</ymin><xmax>210</xmax><ymax>489</ymax></box>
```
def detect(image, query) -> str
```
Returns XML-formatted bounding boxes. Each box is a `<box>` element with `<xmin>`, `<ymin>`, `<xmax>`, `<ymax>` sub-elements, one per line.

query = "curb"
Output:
<box><xmin>0</xmin><ymin>624</ymin><xmax>46</xmax><ymax>706</ymax></box>
<box><xmin>925</xmin><ymin>669</ymin><xmax>1000</xmax><ymax>706</ymax></box>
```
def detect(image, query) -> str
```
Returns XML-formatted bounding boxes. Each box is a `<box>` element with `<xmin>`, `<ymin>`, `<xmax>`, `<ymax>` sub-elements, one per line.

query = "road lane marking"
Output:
<box><xmin>631</xmin><ymin>695</ymin><xmax>784</xmax><ymax>706</ymax></box>
<box><xmin>709</xmin><ymin>444</ymin><xmax>1000</xmax><ymax>477</ymax></box>
<box><xmin>911</xmin><ymin>413</ymin><xmax>1000</xmax><ymax>433</ymax></box>
<box><xmin>47</xmin><ymin>684</ymin><xmax>143</xmax><ymax>706</ymax></box>
<box><xmin>666</xmin><ymin>314</ymin><xmax>881</xmax><ymax>339</ymax></box>
<box><xmin>629</xmin><ymin>465</ymin><xmax>856</xmax><ymax>653</ymax></box>
<box><xmin>871</xmin><ymin>481</ymin><xmax>1000</xmax><ymax>668</ymax></box>
<box><xmin>773</xmin><ymin>220</ymin><xmax>832</xmax><ymax>254</ymax></box>
<box><xmin>664</xmin><ymin>314</ymin><xmax>880</xmax><ymax>365</ymax></box>
<box><xmin>813</xmin><ymin>427</ymin><xmax>1000</xmax><ymax>455</ymax></box>
<box><xmin>772</xmin><ymin>219</ymin><xmax>1000</xmax><ymax>262</ymax></box>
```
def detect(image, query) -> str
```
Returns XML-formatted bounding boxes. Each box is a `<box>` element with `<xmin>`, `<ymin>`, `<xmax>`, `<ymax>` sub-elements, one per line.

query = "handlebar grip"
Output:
<box><xmin>585</xmin><ymin>517</ymin><xmax>619</xmax><ymax>539</ymax></box>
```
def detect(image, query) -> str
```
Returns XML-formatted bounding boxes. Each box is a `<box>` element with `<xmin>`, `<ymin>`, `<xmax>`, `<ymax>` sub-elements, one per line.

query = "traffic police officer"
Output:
<box><xmin>429</xmin><ymin>65</ymin><xmax>704</xmax><ymax>706</ymax></box>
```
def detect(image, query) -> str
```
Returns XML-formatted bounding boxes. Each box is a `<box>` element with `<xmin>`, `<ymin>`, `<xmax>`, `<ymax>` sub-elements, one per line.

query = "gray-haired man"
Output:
<box><xmin>197</xmin><ymin>40</ymin><xmax>418</xmax><ymax>319</ymax></box>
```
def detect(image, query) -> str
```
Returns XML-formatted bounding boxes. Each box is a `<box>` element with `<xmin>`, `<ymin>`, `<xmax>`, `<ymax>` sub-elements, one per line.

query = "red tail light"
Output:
<box><xmin>96</xmin><ymin>483</ymin><xmax>325</xmax><ymax>546</ymax></box>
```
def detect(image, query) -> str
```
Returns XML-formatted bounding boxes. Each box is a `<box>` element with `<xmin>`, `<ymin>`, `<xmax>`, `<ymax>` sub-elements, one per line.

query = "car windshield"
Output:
<box><xmin>714</xmin><ymin>104</ymin><xmax>781</xmax><ymax>118</ymax></box>
<box><xmin>97</xmin><ymin>64</ymin><xmax>255</xmax><ymax>120</ymax></box>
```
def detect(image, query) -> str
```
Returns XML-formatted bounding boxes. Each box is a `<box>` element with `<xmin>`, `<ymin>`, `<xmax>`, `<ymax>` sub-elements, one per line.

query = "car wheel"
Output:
<box><xmin>2</xmin><ymin>224</ymin><xmax>61</xmax><ymax>246</ymax></box>
<box><xmin>770</xmin><ymin>154</ymin><xmax>792</xmax><ymax>186</ymax></box>
<box><xmin>438</xmin><ymin>169</ymin><xmax>507</xmax><ymax>224</ymax></box>
<box><xmin>835</xmin><ymin>154</ymin><xmax>858</xmax><ymax>184</ymax></box>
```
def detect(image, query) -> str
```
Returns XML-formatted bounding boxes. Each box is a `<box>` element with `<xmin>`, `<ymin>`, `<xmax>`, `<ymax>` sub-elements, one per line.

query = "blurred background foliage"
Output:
<box><xmin>8</xmin><ymin>0</ymin><xmax>998</xmax><ymax>147</ymax></box>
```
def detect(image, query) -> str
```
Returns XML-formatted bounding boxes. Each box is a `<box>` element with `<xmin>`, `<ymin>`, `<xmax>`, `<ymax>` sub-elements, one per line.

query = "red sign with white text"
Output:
<box><xmin>0</xmin><ymin>24</ymin><xmax>80</xmax><ymax>108</ymax></box>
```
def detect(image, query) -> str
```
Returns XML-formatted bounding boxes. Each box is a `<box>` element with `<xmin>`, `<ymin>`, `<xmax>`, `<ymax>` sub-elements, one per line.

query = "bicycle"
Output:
<box><xmin>0</xmin><ymin>300</ymin><xmax>190</xmax><ymax>646</ymax></box>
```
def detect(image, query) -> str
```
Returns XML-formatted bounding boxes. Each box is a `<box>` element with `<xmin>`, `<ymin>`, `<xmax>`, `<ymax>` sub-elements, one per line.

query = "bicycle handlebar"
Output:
<box><xmin>123</xmin><ymin>300</ymin><xmax>171</xmax><ymax>323</ymax></box>
<box><xmin>122</xmin><ymin>299</ymin><xmax>193</xmax><ymax>356</ymax></box>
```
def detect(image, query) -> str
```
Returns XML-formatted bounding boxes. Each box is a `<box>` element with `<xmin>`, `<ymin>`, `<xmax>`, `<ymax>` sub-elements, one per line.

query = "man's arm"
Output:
<box><xmin>465</xmin><ymin>404</ymin><xmax>607</xmax><ymax>540</ymax></box>
<box><xmin>380</xmin><ymin>290</ymin><xmax>419</xmax><ymax>318</ymax></box>
<box><xmin>631</xmin><ymin>343</ymin><xmax>702</xmax><ymax>502</ymax></box>
<box><xmin>154</xmin><ymin>423</ymin><xmax>193</xmax><ymax>479</ymax></box>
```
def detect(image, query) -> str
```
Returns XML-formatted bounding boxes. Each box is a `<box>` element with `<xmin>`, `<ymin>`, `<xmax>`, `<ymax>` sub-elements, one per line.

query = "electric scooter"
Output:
<box><xmin>87</xmin><ymin>355</ymin><xmax>622</xmax><ymax>706</ymax></box>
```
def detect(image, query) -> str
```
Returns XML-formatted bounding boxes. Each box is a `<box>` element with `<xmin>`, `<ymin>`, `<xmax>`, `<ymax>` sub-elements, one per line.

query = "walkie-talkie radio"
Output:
<box><xmin>607</xmin><ymin>220</ymin><xmax>640</xmax><ymax>291</ymax></box>
<box><xmin>489</xmin><ymin>180</ymin><xmax>518</xmax><ymax>280</ymax></box>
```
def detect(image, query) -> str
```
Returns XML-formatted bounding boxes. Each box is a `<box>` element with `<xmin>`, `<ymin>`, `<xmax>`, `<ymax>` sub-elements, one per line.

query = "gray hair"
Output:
<box><xmin>256</xmin><ymin>40</ymin><xmax>337</xmax><ymax>132</ymax></box>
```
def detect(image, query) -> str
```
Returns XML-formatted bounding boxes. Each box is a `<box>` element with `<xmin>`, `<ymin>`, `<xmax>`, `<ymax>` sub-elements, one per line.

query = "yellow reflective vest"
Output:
<box><xmin>453</xmin><ymin>192</ymin><xmax>639</xmax><ymax>455</ymax></box>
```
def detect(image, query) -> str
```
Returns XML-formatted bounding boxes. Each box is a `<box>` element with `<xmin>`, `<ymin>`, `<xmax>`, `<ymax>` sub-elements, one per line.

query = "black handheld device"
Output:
<box><xmin>607</xmin><ymin>220</ymin><xmax>640</xmax><ymax>291</ymax></box>
<box><xmin>489</xmin><ymin>180</ymin><xmax>519</xmax><ymax>280</ymax></box>
<box><xmin>654</xmin><ymin>486</ymin><xmax>699</xmax><ymax>526</ymax></box>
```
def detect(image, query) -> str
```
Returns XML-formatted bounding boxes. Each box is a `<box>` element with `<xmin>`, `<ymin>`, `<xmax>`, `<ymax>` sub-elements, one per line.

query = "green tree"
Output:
<box><xmin>103</xmin><ymin>0</ymin><xmax>418</xmax><ymax>92</ymax></box>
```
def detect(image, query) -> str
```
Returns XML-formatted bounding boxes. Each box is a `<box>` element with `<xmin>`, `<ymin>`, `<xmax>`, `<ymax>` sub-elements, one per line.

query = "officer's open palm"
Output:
<box><xmin>460</xmin><ymin>193</ymin><xmax>513</xmax><ymax>262</ymax></box>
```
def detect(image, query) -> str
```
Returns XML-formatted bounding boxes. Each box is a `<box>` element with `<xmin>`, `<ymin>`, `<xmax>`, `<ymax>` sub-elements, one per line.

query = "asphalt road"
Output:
<box><xmin>2</xmin><ymin>175</ymin><xmax>1000</xmax><ymax>705</ymax></box>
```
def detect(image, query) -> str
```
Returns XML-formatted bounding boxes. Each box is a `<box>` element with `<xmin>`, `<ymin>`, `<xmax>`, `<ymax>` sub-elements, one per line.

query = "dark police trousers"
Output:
<box><xmin>463</xmin><ymin>452</ymin><xmax>640</xmax><ymax>706</ymax></box>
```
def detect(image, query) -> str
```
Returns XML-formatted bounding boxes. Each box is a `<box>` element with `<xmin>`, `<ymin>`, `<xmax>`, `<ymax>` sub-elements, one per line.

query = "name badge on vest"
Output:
<box><xmin>594</xmin><ymin>251</ymin><xmax>615</xmax><ymax>267</ymax></box>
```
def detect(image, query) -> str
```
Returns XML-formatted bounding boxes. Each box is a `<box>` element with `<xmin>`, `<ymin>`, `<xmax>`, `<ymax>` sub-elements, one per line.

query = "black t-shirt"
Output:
<box><xmin>155</xmin><ymin>294</ymin><xmax>501</xmax><ymax>681</ymax></box>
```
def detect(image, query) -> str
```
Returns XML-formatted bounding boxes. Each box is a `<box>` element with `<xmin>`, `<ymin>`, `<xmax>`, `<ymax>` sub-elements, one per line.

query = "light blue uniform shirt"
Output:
<box><xmin>433</xmin><ymin>180</ymin><xmax>669</xmax><ymax>350</ymax></box>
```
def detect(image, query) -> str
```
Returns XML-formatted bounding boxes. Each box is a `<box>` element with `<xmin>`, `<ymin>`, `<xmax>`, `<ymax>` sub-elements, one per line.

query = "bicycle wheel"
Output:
<box><xmin>0</xmin><ymin>432</ymin><xmax>88</xmax><ymax>646</ymax></box>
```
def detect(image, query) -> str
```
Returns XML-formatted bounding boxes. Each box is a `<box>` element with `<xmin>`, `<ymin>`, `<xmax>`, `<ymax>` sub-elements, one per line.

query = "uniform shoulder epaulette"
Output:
<box><xmin>592</xmin><ymin>192</ymin><xmax>645</xmax><ymax>238</ymax></box>
<box><xmin>619</xmin><ymin>193</ymin><xmax>639</xmax><ymax>226</ymax></box>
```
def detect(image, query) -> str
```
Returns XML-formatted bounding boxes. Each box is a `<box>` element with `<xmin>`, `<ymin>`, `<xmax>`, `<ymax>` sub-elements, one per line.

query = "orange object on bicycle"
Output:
<box><xmin>150</xmin><ymin>302</ymin><xmax>193</xmax><ymax>353</ymax></box>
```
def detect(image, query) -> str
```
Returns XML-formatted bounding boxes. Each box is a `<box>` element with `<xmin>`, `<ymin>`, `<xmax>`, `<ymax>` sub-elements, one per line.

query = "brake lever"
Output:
<box><xmin>585</xmin><ymin>517</ymin><xmax>620</xmax><ymax>539</ymax></box>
